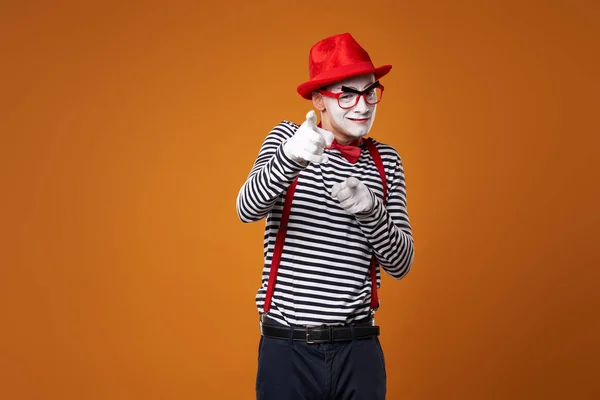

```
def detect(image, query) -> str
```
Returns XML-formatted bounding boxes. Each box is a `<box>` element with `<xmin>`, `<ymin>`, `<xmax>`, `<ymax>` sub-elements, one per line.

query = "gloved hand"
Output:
<box><xmin>331</xmin><ymin>177</ymin><xmax>375</xmax><ymax>215</ymax></box>
<box><xmin>283</xmin><ymin>110</ymin><xmax>335</xmax><ymax>165</ymax></box>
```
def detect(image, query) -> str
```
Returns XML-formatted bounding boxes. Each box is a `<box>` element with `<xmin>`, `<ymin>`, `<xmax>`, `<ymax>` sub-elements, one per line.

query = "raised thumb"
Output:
<box><xmin>305</xmin><ymin>110</ymin><xmax>317</xmax><ymax>127</ymax></box>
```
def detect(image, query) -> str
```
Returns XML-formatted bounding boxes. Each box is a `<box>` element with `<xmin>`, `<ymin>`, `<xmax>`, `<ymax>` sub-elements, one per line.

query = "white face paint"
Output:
<box><xmin>322</xmin><ymin>73</ymin><xmax>378</xmax><ymax>142</ymax></box>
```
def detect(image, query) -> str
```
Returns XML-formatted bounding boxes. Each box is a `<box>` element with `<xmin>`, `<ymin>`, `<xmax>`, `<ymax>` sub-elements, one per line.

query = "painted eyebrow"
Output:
<box><xmin>340</xmin><ymin>81</ymin><xmax>380</xmax><ymax>93</ymax></box>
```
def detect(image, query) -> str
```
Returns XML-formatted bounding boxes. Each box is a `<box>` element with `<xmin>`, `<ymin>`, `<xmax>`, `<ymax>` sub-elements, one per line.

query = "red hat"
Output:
<box><xmin>297</xmin><ymin>33</ymin><xmax>392</xmax><ymax>100</ymax></box>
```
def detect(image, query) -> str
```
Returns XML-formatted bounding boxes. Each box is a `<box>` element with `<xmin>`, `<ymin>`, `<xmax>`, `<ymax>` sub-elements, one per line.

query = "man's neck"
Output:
<box><xmin>334</xmin><ymin>135</ymin><xmax>362</xmax><ymax>146</ymax></box>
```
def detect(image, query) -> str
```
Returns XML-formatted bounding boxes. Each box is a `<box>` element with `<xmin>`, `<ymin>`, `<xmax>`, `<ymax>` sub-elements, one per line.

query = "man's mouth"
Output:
<box><xmin>347</xmin><ymin>117</ymin><xmax>370</xmax><ymax>124</ymax></box>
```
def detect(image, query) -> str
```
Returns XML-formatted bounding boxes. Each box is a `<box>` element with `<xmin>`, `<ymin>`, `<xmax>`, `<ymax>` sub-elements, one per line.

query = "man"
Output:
<box><xmin>236</xmin><ymin>32</ymin><xmax>415</xmax><ymax>400</ymax></box>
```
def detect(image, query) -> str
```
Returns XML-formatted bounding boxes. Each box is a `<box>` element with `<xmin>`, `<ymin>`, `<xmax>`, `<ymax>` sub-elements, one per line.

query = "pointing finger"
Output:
<box><xmin>336</xmin><ymin>187</ymin><xmax>353</xmax><ymax>203</ymax></box>
<box><xmin>305</xmin><ymin>129</ymin><xmax>326</xmax><ymax>147</ymax></box>
<box><xmin>346</xmin><ymin>177</ymin><xmax>360</xmax><ymax>188</ymax></box>
<box><xmin>316</xmin><ymin>127</ymin><xmax>335</xmax><ymax>147</ymax></box>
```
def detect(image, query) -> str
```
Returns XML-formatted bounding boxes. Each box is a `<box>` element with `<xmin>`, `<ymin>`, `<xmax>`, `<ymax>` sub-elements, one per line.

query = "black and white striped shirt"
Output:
<box><xmin>236</xmin><ymin>120</ymin><xmax>414</xmax><ymax>327</ymax></box>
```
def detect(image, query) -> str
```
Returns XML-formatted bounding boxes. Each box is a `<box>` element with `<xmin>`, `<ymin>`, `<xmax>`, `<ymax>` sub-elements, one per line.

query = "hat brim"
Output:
<box><xmin>297</xmin><ymin>64</ymin><xmax>392</xmax><ymax>100</ymax></box>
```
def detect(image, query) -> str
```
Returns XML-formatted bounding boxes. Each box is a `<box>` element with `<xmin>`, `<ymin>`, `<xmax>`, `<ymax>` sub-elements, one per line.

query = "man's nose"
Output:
<box><xmin>353</xmin><ymin>95</ymin><xmax>370</xmax><ymax>112</ymax></box>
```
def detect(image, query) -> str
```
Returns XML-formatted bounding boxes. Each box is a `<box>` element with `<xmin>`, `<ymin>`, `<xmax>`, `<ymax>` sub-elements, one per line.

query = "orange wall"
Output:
<box><xmin>1</xmin><ymin>1</ymin><xmax>598</xmax><ymax>399</ymax></box>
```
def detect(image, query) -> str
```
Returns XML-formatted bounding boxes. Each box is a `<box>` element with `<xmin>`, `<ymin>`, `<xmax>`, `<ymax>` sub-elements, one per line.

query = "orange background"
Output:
<box><xmin>1</xmin><ymin>1</ymin><xmax>599</xmax><ymax>399</ymax></box>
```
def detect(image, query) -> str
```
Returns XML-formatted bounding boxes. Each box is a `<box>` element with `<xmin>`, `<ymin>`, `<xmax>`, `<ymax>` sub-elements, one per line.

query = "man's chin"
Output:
<box><xmin>346</xmin><ymin>129</ymin><xmax>370</xmax><ymax>138</ymax></box>
<box><xmin>346</xmin><ymin>123</ymin><xmax>373</xmax><ymax>138</ymax></box>
<box><xmin>336</xmin><ymin>123</ymin><xmax>372</xmax><ymax>142</ymax></box>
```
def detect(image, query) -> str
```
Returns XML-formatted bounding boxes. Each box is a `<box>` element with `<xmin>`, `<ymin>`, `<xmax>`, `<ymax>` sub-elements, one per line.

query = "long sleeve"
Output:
<box><xmin>355</xmin><ymin>152</ymin><xmax>415</xmax><ymax>279</ymax></box>
<box><xmin>236</xmin><ymin>121</ymin><xmax>306</xmax><ymax>223</ymax></box>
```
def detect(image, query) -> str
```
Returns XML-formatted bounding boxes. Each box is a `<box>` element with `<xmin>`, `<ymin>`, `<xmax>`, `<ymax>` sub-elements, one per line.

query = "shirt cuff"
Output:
<box><xmin>276</xmin><ymin>141</ymin><xmax>308</xmax><ymax>175</ymax></box>
<box><xmin>355</xmin><ymin>190</ymin><xmax>383</xmax><ymax>221</ymax></box>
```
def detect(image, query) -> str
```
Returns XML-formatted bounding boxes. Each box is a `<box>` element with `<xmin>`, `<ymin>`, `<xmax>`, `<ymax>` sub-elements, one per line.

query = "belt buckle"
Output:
<box><xmin>305</xmin><ymin>326</ymin><xmax>316</xmax><ymax>344</ymax></box>
<box><xmin>305</xmin><ymin>326</ymin><xmax>330</xmax><ymax>344</ymax></box>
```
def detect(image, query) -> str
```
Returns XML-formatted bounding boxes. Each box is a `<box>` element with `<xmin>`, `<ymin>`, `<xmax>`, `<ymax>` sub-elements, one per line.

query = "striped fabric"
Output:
<box><xmin>236</xmin><ymin>120</ymin><xmax>414</xmax><ymax>326</ymax></box>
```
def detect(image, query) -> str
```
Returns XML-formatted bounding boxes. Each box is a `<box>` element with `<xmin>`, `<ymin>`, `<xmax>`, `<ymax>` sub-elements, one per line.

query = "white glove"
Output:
<box><xmin>331</xmin><ymin>177</ymin><xmax>375</xmax><ymax>215</ymax></box>
<box><xmin>283</xmin><ymin>110</ymin><xmax>335</xmax><ymax>165</ymax></box>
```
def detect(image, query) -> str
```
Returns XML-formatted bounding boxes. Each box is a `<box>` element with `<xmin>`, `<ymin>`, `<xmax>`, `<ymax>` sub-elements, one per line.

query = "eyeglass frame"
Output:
<box><xmin>316</xmin><ymin>81</ymin><xmax>384</xmax><ymax>109</ymax></box>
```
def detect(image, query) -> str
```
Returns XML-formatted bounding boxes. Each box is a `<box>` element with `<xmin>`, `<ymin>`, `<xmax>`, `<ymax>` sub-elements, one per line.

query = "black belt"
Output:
<box><xmin>259</xmin><ymin>317</ymin><xmax>380</xmax><ymax>344</ymax></box>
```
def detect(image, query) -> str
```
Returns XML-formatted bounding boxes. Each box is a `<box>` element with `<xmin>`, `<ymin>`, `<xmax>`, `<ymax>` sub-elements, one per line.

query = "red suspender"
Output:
<box><xmin>263</xmin><ymin>138</ymin><xmax>387</xmax><ymax>313</ymax></box>
<box><xmin>262</xmin><ymin>177</ymin><xmax>298</xmax><ymax>313</ymax></box>
<box><xmin>364</xmin><ymin>138</ymin><xmax>387</xmax><ymax>309</ymax></box>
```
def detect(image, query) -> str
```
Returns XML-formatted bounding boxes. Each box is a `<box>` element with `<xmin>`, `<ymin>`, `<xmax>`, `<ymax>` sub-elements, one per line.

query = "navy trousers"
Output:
<box><xmin>256</xmin><ymin>319</ymin><xmax>387</xmax><ymax>400</ymax></box>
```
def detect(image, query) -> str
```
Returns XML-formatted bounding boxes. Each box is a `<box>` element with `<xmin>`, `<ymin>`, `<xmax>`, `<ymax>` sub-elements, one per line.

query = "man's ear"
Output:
<box><xmin>312</xmin><ymin>92</ymin><xmax>326</xmax><ymax>111</ymax></box>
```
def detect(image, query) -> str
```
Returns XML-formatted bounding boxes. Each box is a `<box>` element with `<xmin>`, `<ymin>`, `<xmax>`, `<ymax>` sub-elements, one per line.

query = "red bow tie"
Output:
<box><xmin>330</xmin><ymin>139</ymin><xmax>363</xmax><ymax>164</ymax></box>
